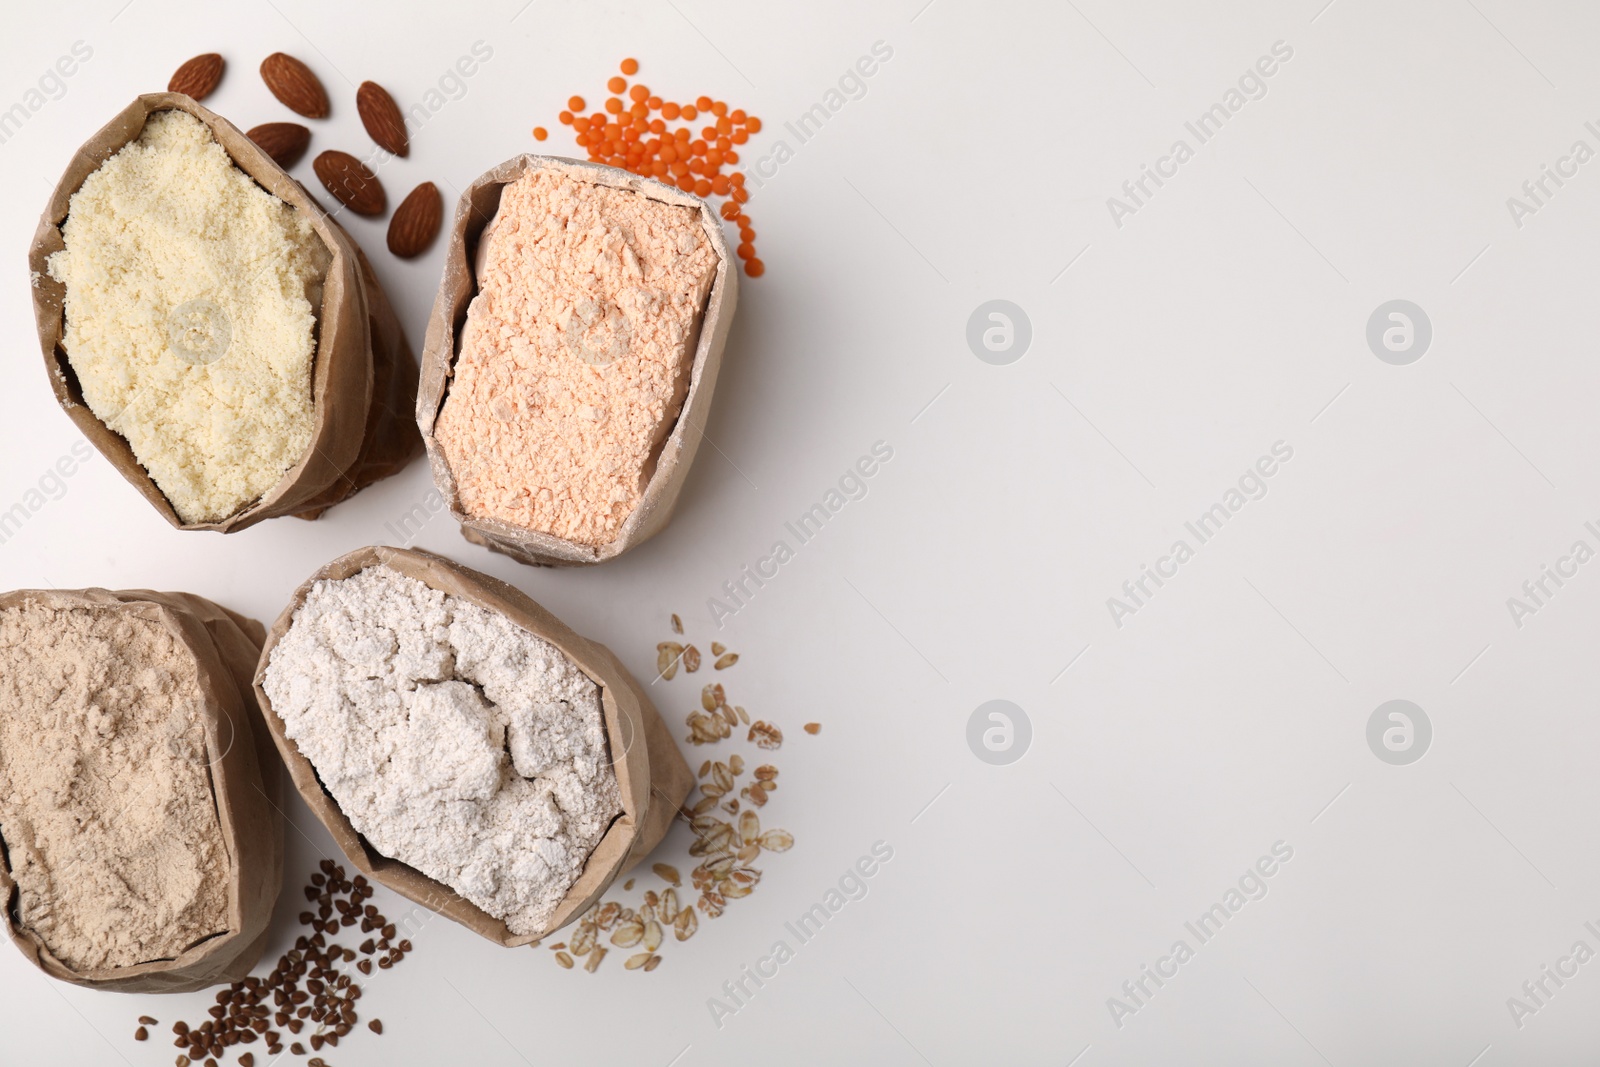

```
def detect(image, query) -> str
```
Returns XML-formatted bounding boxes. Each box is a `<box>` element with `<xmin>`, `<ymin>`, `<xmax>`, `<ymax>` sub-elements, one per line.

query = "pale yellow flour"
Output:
<box><xmin>47</xmin><ymin>109</ymin><xmax>327</xmax><ymax>523</ymax></box>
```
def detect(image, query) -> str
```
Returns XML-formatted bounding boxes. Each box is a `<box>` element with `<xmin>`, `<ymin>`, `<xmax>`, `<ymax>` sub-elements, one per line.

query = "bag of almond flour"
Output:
<box><xmin>0</xmin><ymin>587</ymin><xmax>283</xmax><ymax>992</ymax></box>
<box><xmin>417</xmin><ymin>154</ymin><xmax>738</xmax><ymax>567</ymax></box>
<box><xmin>252</xmin><ymin>545</ymin><xmax>694</xmax><ymax>946</ymax></box>
<box><xmin>27</xmin><ymin>92</ymin><xmax>421</xmax><ymax>532</ymax></box>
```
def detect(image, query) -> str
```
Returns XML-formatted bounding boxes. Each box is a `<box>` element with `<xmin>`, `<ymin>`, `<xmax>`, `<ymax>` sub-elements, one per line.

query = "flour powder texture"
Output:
<box><xmin>47</xmin><ymin>109</ymin><xmax>327</xmax><ymax>523</ymax></box>
<box><xmin>435</xmin><ymin>168</ymin><xmax>717</xmax><ymax>546</ymax></box>
<box><xmin>262</xmin><ymin>565</ymin><xmax>622</xmax><ymax>934</ymax></box>
<box><xmin>0</xmin><ymin>600</ymin><xmax>230</xmax><ymax>971</ymax></box>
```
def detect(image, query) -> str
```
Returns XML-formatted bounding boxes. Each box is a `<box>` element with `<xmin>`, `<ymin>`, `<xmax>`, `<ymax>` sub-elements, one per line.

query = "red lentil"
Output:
<box><xmin>542</xmin><ymin>59</ymin><xmax>766</xmax><ymax>276</ymax></box>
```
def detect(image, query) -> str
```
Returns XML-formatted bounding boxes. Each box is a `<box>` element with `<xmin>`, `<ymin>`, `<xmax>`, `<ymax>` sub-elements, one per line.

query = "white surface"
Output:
<box><xmin>2</xmin><ymin>0</ymin><xmax>1598</xmax><ymax>1063</ymax></box>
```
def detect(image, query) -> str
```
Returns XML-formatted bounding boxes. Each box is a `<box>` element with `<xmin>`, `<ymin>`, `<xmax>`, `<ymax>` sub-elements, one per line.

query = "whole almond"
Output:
<box><xmin>247</xmin><ymin>122</ymin><xmax>311</xmax><ymax>169</ymax></box>
<box><xmin>357</xmin><ymin>81</ymin><xmax>408</xmax><ymax>157</ymax></box>
<box><xmin>261</xmin><ymin>52</ymin><xmax>329</xmax><ymax>119</ymax></box>
<box><xmin>168</xmin><ymin>53</ymin><xmax>224</xmax><ymax>100</ymax></box>
<box><xmin>313</xmin><ymin>150</ymin><xmax>385</xmax><ymax>216</ymax></box>
<box><xmin>387</xmin><ymin>182</ymin><xmax>441</xmax><ymax>258</ymax></box>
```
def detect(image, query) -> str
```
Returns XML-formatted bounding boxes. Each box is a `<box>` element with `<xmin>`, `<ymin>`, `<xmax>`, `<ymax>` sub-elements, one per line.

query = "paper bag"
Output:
<box><xmin>417</xmin><ymin>155</ymin><xmax>737</xmax><ymax>567</ymax></box>
<box><xmin>27</xmin><ymin>92</ymin><xmax>421</xmax><ymax>532</ymax></box>
<box><xmin>252</xmin><ymin>545</ymin><xmax>693</xmax><ymax>946</ymax></box>
<box><xmin>0</xmin><ymin>587</ymin><xmax>283</xmax><ymax>992</ymax></box>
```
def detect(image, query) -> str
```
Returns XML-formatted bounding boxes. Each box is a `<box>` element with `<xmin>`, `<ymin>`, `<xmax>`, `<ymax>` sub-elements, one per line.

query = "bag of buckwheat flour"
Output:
<box><xmin>27</xmin><ymin>92</ymin><xmax>421</xmax><ymax>532</ymax></box>
<box><xmin>417</xmin><ymin>154</ymin><xmax>738</xmax><ymax>568</ymax></box>
<box><xmin>0</xmin><ymin>587</ymin><xmax>284</xmax><ymax>992</ymax></box>
<box><xmin>252</xmin><ymin>545</ymin><xmax>693</xmax><ymax>946</ymax></box>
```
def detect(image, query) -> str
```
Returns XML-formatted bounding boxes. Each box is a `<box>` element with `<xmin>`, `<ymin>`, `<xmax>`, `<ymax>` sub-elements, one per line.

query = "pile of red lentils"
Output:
<box><xmin>534</xmin><ymin>58</ymin><xmax>765</xmax><ymax>277</ymax></box>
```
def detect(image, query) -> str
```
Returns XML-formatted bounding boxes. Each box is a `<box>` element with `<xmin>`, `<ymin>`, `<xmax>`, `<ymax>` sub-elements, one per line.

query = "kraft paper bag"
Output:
<box><xmin>252</xmin><ymin>545</ymin><xmax>693</xmax><ymax>946</ymax></box>
<box><xmin>417</xmin><ymin>154</ymin><xmax>737</xmax><ymax>567</ymax></box>
<box><xmin>0</xmin><ymin>587</ymin><xmax>283</xmax><ymax>992</ymax></box>
<box><xmin>28</xmin><ymin>92</ymin><xmax>421</xmax><ymax>532</ymax></box>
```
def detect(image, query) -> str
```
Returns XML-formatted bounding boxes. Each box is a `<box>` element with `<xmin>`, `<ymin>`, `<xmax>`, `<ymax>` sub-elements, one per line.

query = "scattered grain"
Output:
<box><xmin>553</xmin><ymin>619</ymin><xmax>792</xmax><ymax>975</ymax></box>
<box><xmin>545</xmin><ymin>59</ymin><xmax>766</xmax><ymax>276</ymax></box>
<box><xmin>749</xmin><ymin>721</ymin><xmax>783</xmax><ymax>749</ymax></box>
<box><xmin>657</xmin><ymin>643</ymin><xmax>684</xmax><ymax>681</ymax></box>
<box><xmin>142</xmin><ymin>865</ymin><xmax>400</xmax><ymax>1060</ymax></box>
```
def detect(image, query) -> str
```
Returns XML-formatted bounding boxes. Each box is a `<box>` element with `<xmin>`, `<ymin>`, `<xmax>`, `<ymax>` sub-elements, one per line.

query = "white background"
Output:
<box><xmin>3</xmin><ymin>0</ymin><xmax>1599</xmax><ymax>1063</ymax></box>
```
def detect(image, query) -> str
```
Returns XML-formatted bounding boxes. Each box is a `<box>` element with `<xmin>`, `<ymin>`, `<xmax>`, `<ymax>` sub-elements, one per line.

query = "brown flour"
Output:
<box><xmin>434</xmin><ymin>169</ymin><xmax>717</xmax><ymax>546</ymax></box>
<box><xmin>0</xmin><ymin>600</ymin><xmax>230</xmax><ymax>971</ymax></box>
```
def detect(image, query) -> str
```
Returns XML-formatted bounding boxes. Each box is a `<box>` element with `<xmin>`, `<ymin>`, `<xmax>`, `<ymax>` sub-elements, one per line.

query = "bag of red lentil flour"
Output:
<box><xmin>27</xmin><ymin>92</ymin><xmax>421</xmax><ymax>533</ymax></box>
<box><xmin>252</xmin><ymin>545</ymin><xmax>693</xmax><ymax>946</ymax></box>
<box><xmin>417</xmin><ymin>155</ymin><xmax>738</xmax><ymax>567</ymax></box>
<box><xmin>0</xmin><ymin>587</ymin><xmax>283</xmax><ymax>992</ymax></box>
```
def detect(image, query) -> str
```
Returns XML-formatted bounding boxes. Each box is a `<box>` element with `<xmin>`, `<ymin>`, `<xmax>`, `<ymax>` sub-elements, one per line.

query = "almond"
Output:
<box><xmin>313</xmin><ymin>150</ymin><xmax>385</xmax><ymax>216</ymax></box>
<box><xmin>168</xmin><ymin>53</ymin><xmax>224</xmax><ymax>100</ymax></box>
<box><xmin>357</xmin><ymin>81</ymin><xmax>408</xmax><ymax>157</ymax></box>
<box><xmin>261</xmin><ymin>53</ymin><xmax>329</xmax><ymax>119</ymax></box>
<box><xmin>247</xmin><ymin>122</ymin><xmax>311</xmax><ymax>169</ymax></box>
<box><xmin>387</xmin><ymin>181</ymin><xmax>440</xmax><ymax>257</ymax></box>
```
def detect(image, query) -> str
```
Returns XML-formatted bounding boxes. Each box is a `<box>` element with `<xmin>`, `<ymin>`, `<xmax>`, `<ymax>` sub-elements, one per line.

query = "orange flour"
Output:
<box><xmin>434</xmin><ymin>168</ymin><xmax>717</xmax><ymax>546</ymax></box>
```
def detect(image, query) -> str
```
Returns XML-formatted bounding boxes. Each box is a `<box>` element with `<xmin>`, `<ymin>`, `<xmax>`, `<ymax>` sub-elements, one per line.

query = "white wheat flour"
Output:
<box><xmin>0</xmin><ymin>600</ymin><xmax>230</xmax><ymax>971</ymax></box>
<box><xmin>262</xmin><ymin>565</ymin><xmax>621</xmax><ymax>934</ymax></box>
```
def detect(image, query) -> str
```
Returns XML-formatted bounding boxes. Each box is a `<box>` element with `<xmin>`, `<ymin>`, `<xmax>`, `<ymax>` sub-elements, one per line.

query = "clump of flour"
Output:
<box><xmin>0</xmin><ymin>600</ymin><xmax>229</xmax><ymax>971</ymax></box>
<box><xmin>262</xmin><ymin>565</ymin><xmax>621</xmax><ymax>934</ymax></box>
